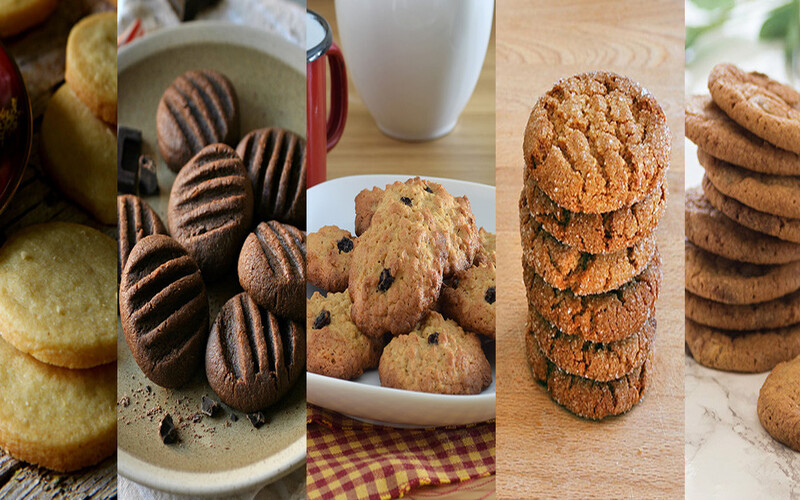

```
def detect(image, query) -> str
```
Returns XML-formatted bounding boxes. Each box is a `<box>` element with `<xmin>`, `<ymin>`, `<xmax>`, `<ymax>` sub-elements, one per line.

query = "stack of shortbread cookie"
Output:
<box><xmin>685</xmin><ymin>64</ymin><xmax>800</xmax><ymax>374</ymax></box>
<box><xmin>520</xmin><ymin>72</ymin><xmax>669</xmax><ymax>420</ymax></box>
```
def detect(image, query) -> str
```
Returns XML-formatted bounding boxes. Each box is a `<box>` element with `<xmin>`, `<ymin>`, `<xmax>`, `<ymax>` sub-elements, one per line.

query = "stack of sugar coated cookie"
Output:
<box><xmin>519</xmin><ymin>72</ymin><xmax>669</xmax><ymax>420</ymax></box>
<box><xmin>306</xmin><ymin>177</ymin><xmax>495</xmax><ymax>395</ymax></box>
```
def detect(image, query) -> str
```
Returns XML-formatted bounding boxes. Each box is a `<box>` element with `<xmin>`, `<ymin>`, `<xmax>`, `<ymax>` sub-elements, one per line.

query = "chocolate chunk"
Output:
<box><xmin>313</xmin><ymin>310</ymin><xmax>331</xmax><ymax>329</ymax></box>
<box><xmin>159</xmin><ymin>414</ymin><xmax>178</xmax><ymax>444</ymax></box>
<box><xmin>337</xmin><ymin>237</ymin><xmax>354</xmax><ymax>253</ymax></box>
<box><xmin>138</xmin><ymin>155</ymin><xmax>159</xmax><ymax>196</ymax></box>
<box><xmin>247</xmin><ymin>411</ymin><xmax>266</xmax><ymax>428</ymax></box>
<box><xmin>118</xmin><ymin>126</ymin><xmax>142</xmax><ymax>173</ymax></box>
<box><xmin>400</xmin><ymin>196</ymin><xmax>412</xmax><ymax>206</ymax></box>
<box><xmin>201</xmin><ymin>395</ymin><xmax>220</xmax><ymax>417</ymax></box>
<box><xmin>428</xmin><ymin>332</ymin><xmax>439</xmax><ymax>345</ymax></box>
<box><xmin>230</xmin><ymin>413</ymin><xmax>238</xmax><ymax>422</ymax></box>
<box><xmin>377</xmin><ymin>268</ymin><xmax>394</xmax><ymax>291</ymax></box>
<box><xmin>485</xmin><ymin>287</ymin><xmax>496</xmax><ymax>304</ymax></box>
<box><xmin>168</xmin><ymin>0</ymin><xmax>218</xmax><ymax>21</ymax></box>
<box><xmin>117</xmin><ymin>168</ymin><xmax>138</xmax><ymax>195</ymax></box>
<box><xmin>145</xmin><ymin>385</ymin><xmax>151</xmax><ymax>394</ymax></box>
<box><xmin>424</xmin><ymin>186</ymin><xmax>433</xmax><ymax>193</ymax></box>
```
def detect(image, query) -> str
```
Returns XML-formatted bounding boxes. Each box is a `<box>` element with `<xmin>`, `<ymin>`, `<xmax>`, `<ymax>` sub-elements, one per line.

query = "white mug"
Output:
<box><xmin>334</xmin><ymin>0</ymin><xmax>494</xmax><ymax>141</ymax></box>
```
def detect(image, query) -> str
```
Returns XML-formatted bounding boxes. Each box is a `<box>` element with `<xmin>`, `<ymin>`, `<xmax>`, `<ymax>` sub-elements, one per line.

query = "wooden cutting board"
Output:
<box><xmin>495</xmin><ymin>0</ymin><xmax>684</xmax><ymax>497</ymax></box>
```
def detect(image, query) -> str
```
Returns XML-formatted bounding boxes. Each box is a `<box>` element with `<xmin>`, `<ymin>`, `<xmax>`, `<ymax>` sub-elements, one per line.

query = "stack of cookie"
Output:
<box><xmin>519</xmin><ymin>72</ymin><xmax>669</xmax><ymax>420</ymax></box>
<box><xmin>685</xmin><ymin>63</ymin><xmax>800</xmax><ymax>374</ymax></box>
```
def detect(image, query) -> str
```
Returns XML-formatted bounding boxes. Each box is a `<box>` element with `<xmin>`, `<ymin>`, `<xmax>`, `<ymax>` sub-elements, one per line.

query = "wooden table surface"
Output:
<box><xmin>307</xmin><ymin>0</ymin><xmax>496</xmax><ymax>186</ymax></box>
<box><xmin>495</xmin><ymin>0</ymin><xmax>684</xmax><ymax>498</ymax></box>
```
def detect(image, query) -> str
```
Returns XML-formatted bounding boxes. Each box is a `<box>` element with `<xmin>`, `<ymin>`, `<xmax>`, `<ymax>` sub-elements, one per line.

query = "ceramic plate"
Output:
<box><xmin>307</xmin><ymin>175</ymin><xmax>496</xmax><ymax>427</ymax></box>
<box><xmin>117</xmin><ymin>22</ymin><xmax>305</xmax><ymax>496</ymax></box>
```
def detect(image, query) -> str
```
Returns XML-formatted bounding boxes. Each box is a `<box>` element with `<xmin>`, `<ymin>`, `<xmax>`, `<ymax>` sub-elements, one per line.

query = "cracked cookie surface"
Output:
<box><xmin>307</xmin><ymin>225</ymin><xmax>357</xmax><ymax>292</ymax></box>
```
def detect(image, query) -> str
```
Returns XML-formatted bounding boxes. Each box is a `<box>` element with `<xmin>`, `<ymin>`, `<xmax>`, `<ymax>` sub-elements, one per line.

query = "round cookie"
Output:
<box><xmin>703</xmin><ymin>175</ymin><xmax>800</xmax><ymax>244</ymax></box>
<box><xmin>0</xmin><ymin>335</ymin><xmax>115</xmax><ymax>472</ymax></box>
<box><xmin>120</xmin><ymin>234</ymin><xmax>209</xmax><ymax>388</ymax></box>
<box><xmin>530</xmin><ymin>308</ymin><xmax>655</xmax><ymax>382</ymax></box>
<box><xmin>238</xmin><ymin>221</ymin><xmax>305</xmax><ymax>322</ymax></box>
<box><xmin>65</xmin><ymin>12</ymin><xmax>117</xmax><ymax>124</ymax></box>
<box><xmin>205</xmin><ymin>292</ymin><xmax>305</xmax><ymax>412</ymax></box>
<box><xmin>526</xmin><ymin>330</ymin><xmax>652</xmax><ymax>420</ymax></box>
<box><xmin>475</xmin><ymin>227</ymin><xmax>496</xmax><ymax>265</ymax></box>
<box><xmin>236</xmin><ymin>128</ymin><xmax>306</xmax><ymax>228</ymax></box>
<box><xmin>686</xmin><ymin>95</ymin><xmax>800</xmax><ymax>176</ymax></box>
<box><xmin>685</xmin><ymin>318</ymin><xmax>800</xmax><ymax>373</ymax></box>
<box><xmin>168</xmin><ymin>143</ymin><xmax>253</xmax><ymax>282</ymax></box>
<box><xmin>523</xmin><ymin>71</ymin><xmax>670</xmax><ymax>213</ymax></box>
<box><xmin>117</xmin><ymin>194</ymin><xmax>167</xmax><ymax>277</ymax></box>
<box><xmin>685</xmin><ymin>239</ymin><xmax>800</xmax><ymax>305</ymax></box>
<box><xmin>521</xmin><ymin>194</ymin><xmax>656</xmax><ymax>295</ymax></box>
<box><xmin>307</xmin><ymin>291</ymin><xmax>382</xmax><ymax>380</ymax></box>
<box><xmin>686</xmin><ymin>289</ymin><xmax>800</xmax><ymax>331</ymax></box>
<box><xmin>685</xmin><ymin>186</ymin><xmax>800</xmax><ymax>264</ymax></box>
<box><xmin>157</xmin><ymin>70</ymin><xmax>239</xmax><ymax>172</ymax></box>
<box><xmin>524</xmin><ymin>171</ymin><xmax>667</xmax><ymax>254</ymax></box>
<box><xmin>307</xmin><ymin>225</ymin><xmax>356</xmax><ymax>293</ymax></box>
<box><xmin>378</xmin><ymin>311</ymin><xmax>491</xmax><ymax>395</ymax></box>
<box><xmin>524</xmin><ymin>250</ymin><xmax>661</xmax><ymax>343</ymax></box>
<box><xmin>439</xmin><ymin>262</ymin><xmax>496</xmax><ymax>338</ymax></box>
<box><xmin>708</xmin><ymin>63</ymin><xmax>800</xmax><ymax>155</ymax></box>
<box><xmin>40</xmin><ymin>84</ymin><xmax>116</xmax><ymax>224</ymax></box>
<box><xmin>0</xmin><ymin>0</ymin><xmax>57</xmax><ymax>38</ymax></box>
<box><xmin>700</xmin><ymin>149</ymin><xmax>800</xmax><ymax>219</ymax></box>
<box><xmin>0</xmin><ymin>222</ymin><xmax>115</xmax><ymax>369</ymax></box>
<box><xmin>758</xmin><ymin>356</ymin><xmax>800</xmax><ymax>452</ymax></box>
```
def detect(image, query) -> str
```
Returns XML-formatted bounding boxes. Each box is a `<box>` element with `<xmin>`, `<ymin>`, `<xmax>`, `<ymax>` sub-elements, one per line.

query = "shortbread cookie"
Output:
<box><xmin>0</xmin><ymin>223</ymin><xmax>115</xmax><ymax>369</ymax></box>
<box><xmin>378</xmin><ymin>311</ymin><xmax>491</xmax><ymax>395</ymax></box>
<box><xmin>708</xmin><ymin>63</ymin><xmax>800</xmax><ymax>154</ymax></box>
<box><xmin>758</xmin><ymin>356</ymin><xmax>800</xmax><ymax>452</ymax></box>
<box><xmin>530</xmin><ymin>308</ymin><xmax>655</xmax><ymax>382</ymax></box>
<box><xmin>65</xmin><ymin>12</ymin><xmax>117</xmax><ymax>124</ymax></box>
<box><xmin>524</xmin><ymin>250</ymin><xmax>661</xmax><ymax>343</ymax></box>
<box><xmin>686</xmin><ymin>186</ymin><xmax>800</xmax><ymax>264</ymax></box>
<box><xmin>439</xmin><ymin>263</ymin><xmax>496</xmax><ymax>338</ymax></box>
<box><xmin>475</xmin><ymin>228</ymin><xmax>496</xmax><ymax>265</ymax></box>
<box><xmin>307</xmin><ymin>291</ymin><xmax>382</xmax><ymax>380</ymax></box>
<box><xmin>686</xmin><ymin>290</ymin><xmax>800</xmax><ymax>331</ymax></box>
<box><xmin>523</xmin><ymin>71</ymin><xmax>670</xmax><ymax>213</ymax></box>
<box><xmin>686</xmin><ymin>95</ymin><xmax>800</xmax><ymax>176</ymax></box>
<box><xmin>526</xmin><ymin>331</ymin><xmax>652</xmax><ymax>420</ymax></box>
<box><xmin>307</xmin><ymin>225</ymin><xmax>356</xmax><ymax>293</ymax></box>
<box><xmin>0</xmin><ymin>0</ymin><xmax>57</xmax><ymax>37</ymax></box>
<box><xmin>117</xmin><ymin>195</ymin><xmax>167</xmax><ymax>277</ymax></box>
<box><xmin>0</xmin><ymin>336</ymin><xmax>115</xmax><ymax>472</ymax></box>
<box><xmin>40</xmin><ymin>84</ymin><xmax>116</xmax><ymax>224</ymax></box>
<box><xmin>685</xmin><ymin>318</ymin><xmax>800</xmax><ymax>373</ymax></box>
<box><xmin>685</xmin><ymin>239</ymin><xmax>800</xmax><ymax>305</ymax></box>
<box><xmin>157</xmin><ymin>70</ymin><xmax>239</xmax><ymax>172</ymax></box>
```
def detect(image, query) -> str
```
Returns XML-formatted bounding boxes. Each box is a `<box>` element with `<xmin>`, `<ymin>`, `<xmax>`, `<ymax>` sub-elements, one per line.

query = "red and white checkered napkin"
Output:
<box><xmin>306</xmin><ymin>405</ymin><xmax>495</xmax><ymax>500</ymax></box>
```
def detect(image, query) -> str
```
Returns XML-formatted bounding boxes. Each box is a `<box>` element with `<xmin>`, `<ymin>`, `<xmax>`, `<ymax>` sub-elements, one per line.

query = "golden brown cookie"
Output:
<box><xmin>439</xmin><ymin>262</ymin><xmax>496</xmax><ymax>338</ymax></box>
<box><xmin>307</xmin><ymin>225</ymin><xmax>356</xmax><ymax>293</ymax></box>
<box><xmin>686</xmin><ymin>290</ymin><xmax>800</xmax><ymax>332</ymax></box>
<box><xmin>758</xmin><ymin>356</ymin><xmax>800</xmax><ymax>452</ymax></box>
<box><xmin>0</xmin><ymin>0</ymin><xmax>57</xmax><ymax>37</ymax></box>
<box><xmin>65</xmin><ymin>12</ymin><xmax>117</xmax><ymax>124</ymax></box>
<box><xmin>475</xmin><ymin>227</ymin><xmax>496</xmax><ymax>265</ymax></box>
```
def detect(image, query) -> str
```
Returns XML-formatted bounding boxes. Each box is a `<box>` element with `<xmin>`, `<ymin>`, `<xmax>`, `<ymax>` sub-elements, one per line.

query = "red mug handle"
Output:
<box><xmin>326</xmin><ymin>42</ymin><xmax>347</xmax><ymax>152</ymax></box>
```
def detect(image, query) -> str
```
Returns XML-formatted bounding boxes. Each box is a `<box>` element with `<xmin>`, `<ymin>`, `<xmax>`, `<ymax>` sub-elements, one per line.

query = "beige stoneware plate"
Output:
<box><xmin>117</xmin><ymin>22</ymin><xmax>305</xmax><ymax>496</ymax></box>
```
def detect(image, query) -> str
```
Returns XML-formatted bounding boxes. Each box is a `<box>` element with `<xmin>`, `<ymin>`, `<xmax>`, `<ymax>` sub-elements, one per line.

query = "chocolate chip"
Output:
<box><xmin>313</xmin><ymin>310</ymin><xmax>331</xmax><ymax>329</ymax></box>
<box><xmin>377</xmin><ymin>268</ymin><xmax>394</xmax><ymax>291</ymax></box>
<box><xmin>428</xmin><ymin>332</ymin><xmax>440</xmax><ymax>345</ymax></box>
<box><xmin>485</xmin><ymin>287</ymin><xmax>496</xmax><ymax>304</ymax></box>
<box><xmin>230</xmin><ymin>413</ymin><xmax>239</xmax><ymax>422</ymax></box>
<box><xmin>159</xmin><ymin>414</ymin><xmax>178</xmax><ymax>444</ymax></box>
<box><xmin>400</xmin><ymin>196</ymin><xmax>412</xmax><ymax>206</ymax></box>
<box><xmin>424</xmin><ymin>186</ymin><xmax>434</xmax><ymax>193</ymax></box>
<box><xmin>117</xmin><ymin>168</ymin><xmax>138</xmax><ymax>195</ymax></box>
<box><xmin>138</xmin><ymin>155</ymin><xmax>159</xmax><ymax>196</ymax></box>
<box><xmin>145</xmin><ymin>385</ymin><xmax>152</xmax><ymax>394</ymax></box>
<box><xmin>201</xmin><ymin>395</ymin><xmax>220</xmax><ymax>417</ymax></box>
<box><xmin>247</xmin><ymin>411</ymin><xmax>267</xmax><ymax>428</ymax></box>
<box><xmin>337</xmin><ymin>237</ymin><xmax>354</xmax><ymax>253</ymax></box>
<box><xmin>118</xmin><ymin>126</ymin><xmax>142</xmax><ymax>174</ymax></box>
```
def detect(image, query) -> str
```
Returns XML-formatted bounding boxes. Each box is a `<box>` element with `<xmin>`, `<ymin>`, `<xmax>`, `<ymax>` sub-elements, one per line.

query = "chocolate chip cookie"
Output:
<box><xmin>439</xmin><ymin>262</ymin><xmax>496</xmax><ymax>338</ymax></box>
<box><xmin>758</xmin><ymin>355</ymin><xmax>800</xmax><ymax>452</ymax></box>
<box><xmin>307</xmin><ymin>225</ymin><xmax>356</xmax><ymax>293</ymax></box>
<box><xmin>686</xmin><ymin>289</ymin><xmax>800</xmax><ymax>331</ymax></box>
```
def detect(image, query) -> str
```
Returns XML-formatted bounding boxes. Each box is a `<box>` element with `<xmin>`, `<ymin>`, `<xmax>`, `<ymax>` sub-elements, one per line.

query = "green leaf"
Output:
<box><xmin>690</xmin><ymin>0</ymin><xmax>735</xmax><ymax>11</ymax></box>
<box><xmin>760</xmin><ymin>2</ymin><xmax>795</xmax><ymax>40</ymax></box>
<box><xmin>686</xmin><ymin>25</ymin><xmax>708</xmax><ymax>49</ymax></box>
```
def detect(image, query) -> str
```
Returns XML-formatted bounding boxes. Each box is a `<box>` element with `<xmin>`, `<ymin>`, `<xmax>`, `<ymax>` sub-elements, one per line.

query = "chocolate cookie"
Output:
<box><xmin>523</xmin><ymin>171</ymin><xmax>667</xmax><ymax>254</ymax></box>
<box><xmin>703</xmin><ymin>175</ymin><xmax>800</xmax><ymax>244</ymax></box>
<box><xmin>238</xmin><ymin>221</ymin><xmax>305</xmax><ymax>322</ymax></box>
<box><xmin>523</xmin><ymin>71</ymin><xmax>670</xmax><ymax>213</ymax></box>
<box><xmin>521</xmin><ymin>194</ymin><xmax>656</xmax><ymax>295</ymax></box>
<box><xmin>686</xmin><ymin>95</ymin><xmax>800</xmax><ymax>176</ymax></box>
<box><xmin>708</xmin><ymin>63</ymin><xmax>800</xmax><ymax>155</ymax></box>
<box><xmin>236</xmin><ymin>128</ymin><xmax>306</xmax><ymax>228</ymax></box>
<box><xmin>439</xmin><ymin>263</ymin><xmax>496</xmax><ymax>338</ymax></box>
<box><xmin>524</xmin><ymin>250</ymin><xmax>661</xmax><ymax>343</ymax></box>
<box><xmin>700</xmin><ymin>149</ymin><xmax>800</xmax><ymax>219</ymax></box>
<box><xmin>685</xmin><ymin>186</ymin><xmax>800</xmax><ymax>264</ymax></box>
<box><xmin>307</xmin><ymin>225</ymin><xmax>356</xmax><ymax>293</ymax></box>
<box><xmin>156</xmin><ymin>69</ymin><xmax>239</xmax><ymax>172</ymax></box>
<box><xmin>205</xmin><ymin>292</ymin><xmax>304</xmax><ymax>412</ymax></box>
<box><xmin>307</xmin><ymin>291</ymin><xmax>382</xmax><ymax>380</ymax></box>
<box><xmin>119</xmin><ymin>234</ymin><xmax>209</xmax><ymax>388</ymax></box>
<box><xmin>530</xmin><ymin>308</ymin><xmax>655</xmax><ymax>382</ymax></box>
<box><xmin>758</xmin><ymin>356</ymin><xmax>800</xmax><ymax>452</ymax></box>
<box><xmin>686</xmin><ymin>289</ymin><xmax>800</xmax><ymax>331</ymax></box>
<box><xmin>168</xmin><ymin>144</ymin><xmax>254</xmax><ymax>282</ymax></box>
<box><xmin>526</xmin><ymin>331</ymin><xmax>652</xmax><ymax>420</ymax></box>
<box><xmin>378</xmin><ymin>311</ymin><xmax>492</xmax><ymax>395</ymax></box>
<box><xmin>685</xmin><ymin>318</ymin><xmax>800</xmax><ymax>373</ymax></box>
<box><xmin>117</xmin><ymin>194</ymin><xmax>167</xmax><ymax>277</ymax></box>
<box><xmin>685</xmin><ymin>239</ymin><xmax>800</xmax><ymax>305</ymax></box>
